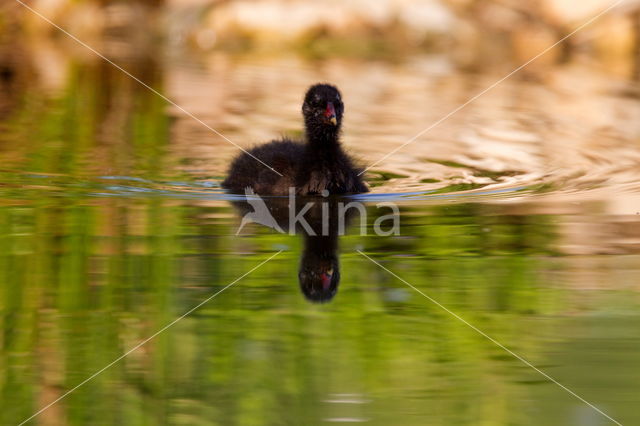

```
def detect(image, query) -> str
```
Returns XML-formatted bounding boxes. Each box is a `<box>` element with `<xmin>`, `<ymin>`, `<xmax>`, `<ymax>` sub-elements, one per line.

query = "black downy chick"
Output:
<box><xmin>222</xmin><ymin>83</ymin><xmax>368</xmax><ymax>195</ymax></box>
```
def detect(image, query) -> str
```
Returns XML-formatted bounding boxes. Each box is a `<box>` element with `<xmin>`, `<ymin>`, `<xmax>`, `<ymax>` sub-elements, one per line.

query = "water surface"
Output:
<box><xmin>1</xmin><ymin>40</ymin><xmax>640</xmax><ymax>425</ymax></box>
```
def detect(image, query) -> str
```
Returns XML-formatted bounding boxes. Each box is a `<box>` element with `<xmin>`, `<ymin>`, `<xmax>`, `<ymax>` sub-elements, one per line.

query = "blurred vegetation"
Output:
<box><xmin>2</xmin><ymin>0</ymin><xmax>639</xmax><ymax>65</ymax></box>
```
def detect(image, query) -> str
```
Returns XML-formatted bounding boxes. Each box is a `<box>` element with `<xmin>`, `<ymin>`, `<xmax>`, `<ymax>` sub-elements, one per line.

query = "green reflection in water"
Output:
<box><xmin>0</xmin><ymin>197</ymin><xmax>639</xmax><ymax>425</ymax></box>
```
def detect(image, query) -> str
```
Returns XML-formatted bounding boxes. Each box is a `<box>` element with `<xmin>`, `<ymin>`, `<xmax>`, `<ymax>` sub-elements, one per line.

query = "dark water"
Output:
<box><xmin>1</xmin><ymin>37</ymin><xmax>640</xmax><ymax>426</ymax></box>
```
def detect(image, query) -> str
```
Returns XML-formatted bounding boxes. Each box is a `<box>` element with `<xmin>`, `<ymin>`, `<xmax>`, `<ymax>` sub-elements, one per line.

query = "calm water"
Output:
<box><xmin>1</xmin><ymin>38</ymin><xmax>640</xmax><ymax>425</ymax></box>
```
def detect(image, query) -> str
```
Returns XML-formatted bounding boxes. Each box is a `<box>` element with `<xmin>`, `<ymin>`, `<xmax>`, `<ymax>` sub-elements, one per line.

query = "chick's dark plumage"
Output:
<box><xmin>222</xmin><ymin>84</ymin><xmax>368</xmax><ymax>195</ymax></box>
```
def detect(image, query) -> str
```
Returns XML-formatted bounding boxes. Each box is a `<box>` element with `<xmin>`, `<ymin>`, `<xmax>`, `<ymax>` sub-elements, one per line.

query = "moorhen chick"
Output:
<box><xmin>222</xmin><ymin>83</ymin><xmax>368</xmax><ymax>195</ymax></box>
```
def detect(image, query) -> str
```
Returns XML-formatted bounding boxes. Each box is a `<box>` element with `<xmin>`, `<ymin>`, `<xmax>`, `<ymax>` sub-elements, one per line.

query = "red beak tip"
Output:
<box><xmin>325</xmin><ymin>102</ymin><xmax>336</xmax><ymax>118</ymax></box>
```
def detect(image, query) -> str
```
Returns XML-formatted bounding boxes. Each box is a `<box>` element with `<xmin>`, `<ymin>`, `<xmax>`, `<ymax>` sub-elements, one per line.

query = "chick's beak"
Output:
<box><xmin>324</xmin><ymin>102</ymin><xmax>337</xmax><ymax>126</ymax></box>
<box><xmin>320</xmin><ymin>269</ymin><xmax>333</xmax><ymax>290</ymax></box>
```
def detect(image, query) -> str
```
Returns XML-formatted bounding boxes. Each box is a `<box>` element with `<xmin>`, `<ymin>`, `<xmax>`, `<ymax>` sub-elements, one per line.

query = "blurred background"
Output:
<box><xmin>1</xmin><ymin>1</ymin><xmax>640</xmax><ymax>425</ymax></box>
<box><xmin>4</xmin><ymin>0</ymin><xmax>640</xmax><ymax>65</ymax></box>
<box><xmin>1</xmin><ymin>0</ymin><xmax>639</xmax><ymax>193</ymax></box>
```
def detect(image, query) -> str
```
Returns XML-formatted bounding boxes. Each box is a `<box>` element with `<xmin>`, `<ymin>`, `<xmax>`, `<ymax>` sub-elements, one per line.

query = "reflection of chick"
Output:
<box><xmin>298</xmin><ymin>235</ymin><xmax>340</xmax><ymax>303</ymax></box>
<box><xmin>236</xmin><ymin>187</ymin><xmax>283</xmax><ymax>235</ymax></box>
<box><xmin>229</xmin><ymin>195</ymin><xmax>354</xmax><ymax>303</ymax></box>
